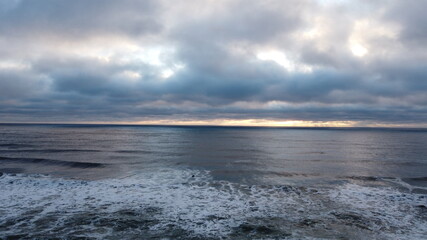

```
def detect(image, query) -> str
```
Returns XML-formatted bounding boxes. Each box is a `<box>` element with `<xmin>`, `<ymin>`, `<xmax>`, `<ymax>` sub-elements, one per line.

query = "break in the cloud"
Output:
<box><xmin>0</xmin><ymin>0</ymin><xmax>426</xmax><ymax>126</ymax></box>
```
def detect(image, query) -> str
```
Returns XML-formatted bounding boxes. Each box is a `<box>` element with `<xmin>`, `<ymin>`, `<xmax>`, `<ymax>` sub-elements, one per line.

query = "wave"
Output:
<box><xmin>0</xmin><ymin>149</ymin><xmax>102</xmax><ymax>153</ymax></box>
<box><xmin>341</xmin><ymin>176</ymin><xmax>380</xmax><ymax>181</ymax></box>
<box><xmin>299</xmin><ymin>158</ymin><xmax>427</xmax><ymax>167</ymax></box>
<box><xmin>0</xmin><ymin>143</ymin><xmax>35</xmax><ymax>149</ymax></box>
<box><xmin>211</xmin><ymin>169</ymin><xmax>315</xmax><ymax>178</ymax></box>
<box><xmin>0</xmin><ymin>156</ymin><xmax>105</xmax><ymax>168</ymax></box>
<box><xmin>404</xmin><ymin>177</ymin><xmax>427</xmax><ymax>182</ymax></box>
<box><xmin>0</xmin><ymin>170</ymin><xmax>425</xmax><ymax>239</ymax></box>
<box><xmin>114</xmin><ymin>150</ymin><xmax>157</xmax><ymax>154</ymax></box>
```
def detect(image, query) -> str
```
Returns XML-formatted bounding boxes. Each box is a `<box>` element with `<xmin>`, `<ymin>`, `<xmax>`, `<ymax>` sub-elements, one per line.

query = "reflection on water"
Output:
<box><xmin>0</xmin><ymin>124</ymin><xmax>426</xmax><ymax>183</ymax></box>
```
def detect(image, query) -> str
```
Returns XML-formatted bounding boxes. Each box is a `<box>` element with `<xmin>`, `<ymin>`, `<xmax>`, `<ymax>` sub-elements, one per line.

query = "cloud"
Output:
<box><xmin>384</xmin><ymin>0</ymin><xmax>427</xmax><ymax>45</ymax></box>
<box><xmin>0</xmin><ymin>0</ymin><xmax>426</xmax><ymax>125</ymax></box>
<box><xmin>0</xmin><ymin>0</ymin><xmax>162</xmax><ymax>38</ymax></box>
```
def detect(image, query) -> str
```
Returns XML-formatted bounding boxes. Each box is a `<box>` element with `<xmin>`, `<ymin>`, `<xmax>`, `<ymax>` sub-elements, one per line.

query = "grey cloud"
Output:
<box><xmin>171</xmin><ymin>0</ymin><xmax>306</xmax><ymax>45</ymax></box>
<box><xmin>5</xmin><ymin>49</ymin><xmax>427</xmax><ymax>124</ymax></box>
<box><xmin>0</xmin><ymin>68</ymin><xmax>48</xmax><ymax>100</ymax></box>
<box><xmin>0</xmin><ymin>0</ymin><xmax>162</xmax><ymax>38</ymax></box>
<box><xmin>385</xmin><ymin>0</ymin><xmax>427</xmax><ymax>44</ymax></box>
<box><xmin>0</xmin><ymin>0</ymin><xmax>426</xmax><ymax>125</ymax></box>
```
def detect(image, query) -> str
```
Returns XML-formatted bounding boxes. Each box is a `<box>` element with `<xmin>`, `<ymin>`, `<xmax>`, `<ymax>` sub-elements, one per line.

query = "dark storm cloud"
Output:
<box><xmin>0</xmin><ymin>0</ymin><xmax>427</xmax><ymax>125</ymax></box>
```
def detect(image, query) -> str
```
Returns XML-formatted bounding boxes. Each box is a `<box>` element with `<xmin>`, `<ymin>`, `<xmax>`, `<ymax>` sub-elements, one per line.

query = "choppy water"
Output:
<box><xmin>0</xmin><ymin>124</ymin><xmax>426</xmax><ymax>239</ymax></box>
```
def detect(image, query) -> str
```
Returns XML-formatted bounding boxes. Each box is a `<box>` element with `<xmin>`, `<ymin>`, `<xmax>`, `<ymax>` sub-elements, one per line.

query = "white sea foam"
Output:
<box><xmin>0</xmin><ymin>170</ymin><xmax>426</xmax><ymax>239</ymax></box>
<box><xmin>329</xmin><ymin>183</ymin><xmax>427</xmax><ymax>239</ymax></box>
<box><xmin>0</xmin><ymin>170</ymin><xmax>304</xmax><ymax>237</ymax></box>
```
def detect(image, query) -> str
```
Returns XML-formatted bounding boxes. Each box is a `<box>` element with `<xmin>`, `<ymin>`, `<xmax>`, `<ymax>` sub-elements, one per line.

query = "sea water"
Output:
<box><xmin>0</xmin><ymin>124</ymin><xmax>426</xmax><ymax>239</ymax></box>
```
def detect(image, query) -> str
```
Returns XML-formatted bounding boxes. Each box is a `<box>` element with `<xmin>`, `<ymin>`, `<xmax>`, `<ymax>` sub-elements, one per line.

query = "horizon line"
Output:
<box><xmin>1</xmin><ymin>122</ymin><xmax>427</xmax><ymax>130</ymax></box>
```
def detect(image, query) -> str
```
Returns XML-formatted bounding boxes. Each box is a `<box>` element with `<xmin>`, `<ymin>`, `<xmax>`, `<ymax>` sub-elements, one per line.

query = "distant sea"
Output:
<box><xmin>1</xmin><ymin>124</ymin><xmax>426</xmax><ymax>239</ymax></box>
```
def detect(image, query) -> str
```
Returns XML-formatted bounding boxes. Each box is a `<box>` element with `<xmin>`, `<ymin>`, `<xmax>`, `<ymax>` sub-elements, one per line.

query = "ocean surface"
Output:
<box><xmin>0</xmin><ymin>124</ymin><xmax>426</xmax><ymax>239</ymax></box>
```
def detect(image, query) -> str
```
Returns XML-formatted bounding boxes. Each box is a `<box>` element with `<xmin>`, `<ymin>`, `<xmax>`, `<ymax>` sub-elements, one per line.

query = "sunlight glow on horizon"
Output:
<box><xmin>7</xmin><ymin>119</ymin><xmax>427</xmax><ymax>128</ymax></box>
<box><xmin>80</xmin><ymin>119</ymin><xmax>359</xmax><ymax>127</ymax></box>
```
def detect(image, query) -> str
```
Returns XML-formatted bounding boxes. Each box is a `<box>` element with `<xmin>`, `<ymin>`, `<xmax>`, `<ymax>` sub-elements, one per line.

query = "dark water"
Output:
<box><xmin>0</xmin><ymin>124</ymin><xmax>426</xmax><ymax>239</ymax></box>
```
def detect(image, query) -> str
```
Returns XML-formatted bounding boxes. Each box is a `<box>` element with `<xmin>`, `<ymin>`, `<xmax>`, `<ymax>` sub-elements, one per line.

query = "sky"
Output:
<box><xmin>0</xmin><ymin>0</ymin><xmax>426</xmax><ymax>127</ymax></box>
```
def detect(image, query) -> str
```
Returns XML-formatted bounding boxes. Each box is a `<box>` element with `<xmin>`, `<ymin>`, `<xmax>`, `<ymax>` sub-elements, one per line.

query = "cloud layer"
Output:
<box><xmin>1</xmin><ymin>0</ymin><xmax>426</xmax><ymax>125</ymax></box>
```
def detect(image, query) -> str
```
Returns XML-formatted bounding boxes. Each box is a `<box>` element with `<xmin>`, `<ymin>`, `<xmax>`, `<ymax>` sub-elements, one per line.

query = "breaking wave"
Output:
<box><xmin>0</xmin><ymin>170</ymin><xmax>426</xmax><ymax>239</ymax></box>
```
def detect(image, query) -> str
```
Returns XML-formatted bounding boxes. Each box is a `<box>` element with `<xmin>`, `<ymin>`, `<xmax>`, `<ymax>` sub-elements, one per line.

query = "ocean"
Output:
<box><xmin>0</xmin><ymin>124</ymin><xmax>426</xmax><ymax>239</ymax></box>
